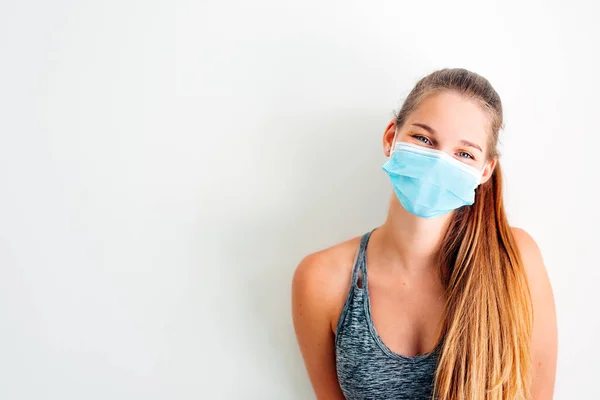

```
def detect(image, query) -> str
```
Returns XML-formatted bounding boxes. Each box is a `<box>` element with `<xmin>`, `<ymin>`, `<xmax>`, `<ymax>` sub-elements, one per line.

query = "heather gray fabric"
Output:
<box><xmin>335</xmin><ymin>230</ymin><xmax>442</xmax><ymax>400</ymax></box>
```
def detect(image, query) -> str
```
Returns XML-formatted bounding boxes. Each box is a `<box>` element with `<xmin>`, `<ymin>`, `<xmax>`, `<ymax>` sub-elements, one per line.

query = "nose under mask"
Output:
<box><xmin>382</xmin><ymin>142</ymin><xmax>484</xmax><ymax>218</ymax></box>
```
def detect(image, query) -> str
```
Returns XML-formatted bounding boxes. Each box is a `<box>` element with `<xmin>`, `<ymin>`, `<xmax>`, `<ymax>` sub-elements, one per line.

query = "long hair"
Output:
<box><xmin>395</xmin><ymin>69</ymin><xmax>534</xmax><ymax>399</ymax></box>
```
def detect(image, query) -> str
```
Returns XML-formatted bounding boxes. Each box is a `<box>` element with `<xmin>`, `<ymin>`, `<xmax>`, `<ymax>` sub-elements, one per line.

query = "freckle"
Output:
<box><xmin>402</xmin><ymin>282</ymin><xmax>406</xmax><ymax>286</ymax></box>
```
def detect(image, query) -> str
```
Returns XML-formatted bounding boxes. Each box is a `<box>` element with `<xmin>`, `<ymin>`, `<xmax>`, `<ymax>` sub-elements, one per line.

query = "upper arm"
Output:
<box><xmin>292</xmin><ymin>254</ymin><xmax>346</xmax><ymax>400</ymax></box>
<box><xmin>512</xmin><ymin>228</ymin><xmax>558</xmax><ymax>400</ymax></box>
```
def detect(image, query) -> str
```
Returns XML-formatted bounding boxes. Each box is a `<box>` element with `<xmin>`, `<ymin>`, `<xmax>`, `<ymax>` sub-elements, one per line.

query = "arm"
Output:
<box><xmin>513</xmin><ymin>228</ymin><xmax>558</xmax><ymax>400</ymax></box>
<box><xmin>292</xmin><ymin>254</ymin><xmax>346</xmax><ymax>400</ymax></box>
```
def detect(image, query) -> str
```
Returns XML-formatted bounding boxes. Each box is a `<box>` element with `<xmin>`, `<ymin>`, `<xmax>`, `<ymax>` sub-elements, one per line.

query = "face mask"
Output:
<box><xmin>382</xmin><ymin>141</ymin><xmax>485</xmax><ymax>218</ymax></box>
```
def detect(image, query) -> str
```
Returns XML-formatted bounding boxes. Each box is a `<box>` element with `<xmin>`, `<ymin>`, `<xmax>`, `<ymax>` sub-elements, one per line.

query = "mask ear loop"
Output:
<box><xmin>388</xmin><ymin>127</ymin><xmax>399</xmax><ymax>157</ymax></box>
<box><xmin>476</xmin><ymin>163</ymin><xmax>488</xmax><ymax>185</ymax></box>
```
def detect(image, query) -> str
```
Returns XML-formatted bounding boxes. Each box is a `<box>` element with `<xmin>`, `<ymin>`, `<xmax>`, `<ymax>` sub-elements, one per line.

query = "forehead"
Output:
<box><xmin>405</xmin><ymin>91</ymin><xmax>490</xmax><ymax>148</ymax></box>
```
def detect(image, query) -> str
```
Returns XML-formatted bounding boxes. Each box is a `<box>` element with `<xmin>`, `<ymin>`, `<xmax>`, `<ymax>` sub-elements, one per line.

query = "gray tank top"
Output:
<box><xmin>335</xmin><ymin>230</ymin><xmax>443</xmax><ymax>400</ymax></box>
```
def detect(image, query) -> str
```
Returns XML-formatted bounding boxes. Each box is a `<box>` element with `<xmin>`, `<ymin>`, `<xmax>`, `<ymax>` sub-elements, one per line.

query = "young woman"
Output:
<box><xmin>292</xmin><ymin>68</ymin><xmax>557</xmax><ymax>399</ymax></box>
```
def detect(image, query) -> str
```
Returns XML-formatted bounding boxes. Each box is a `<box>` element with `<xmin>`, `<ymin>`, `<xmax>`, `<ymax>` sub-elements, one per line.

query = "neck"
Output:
<box><xmin>377</xmin><ymin>195</ymin><xmax>452</xmax><ymax>272</ymax></box>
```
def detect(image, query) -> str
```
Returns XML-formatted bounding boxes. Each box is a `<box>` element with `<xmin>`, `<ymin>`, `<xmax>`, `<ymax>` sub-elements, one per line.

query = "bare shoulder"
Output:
<box><xmin>511</xmin><ymin>227</ymin><xmax>557</xmax><ymax>398</ymax></box>
<box><xmin>291</xmin><ymin>237</ymin><xmax>361</xmax><ymax>398</ymax></box>
<box><xmin>511</xmin><ymin>227</ymin><xmax>546</xmax><ymax>279</ymax></box>
<box><xmin>510</xmin><ymin>227</ymin><xmax>554</xmax><ymax>305</ymax></box>
<box><xmin>293</xmin><ymin>236</ymin><xmax>362</xmax><ymax>297</ymax></box>
<box><xmin>292</xmin><ymin>236</ymin><xmax>362</xmax><ymax>330</ymax></box>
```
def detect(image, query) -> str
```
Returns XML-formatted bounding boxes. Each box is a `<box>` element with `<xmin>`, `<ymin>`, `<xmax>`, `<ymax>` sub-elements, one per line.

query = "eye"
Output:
<box><xmin>457</xmin><ymin>151</ymin><xmax>474</xmax><ymax>160</ymax></box>
<box><xmin>413</xmin><ymin>135</ymin><xmax>432</xmax><ymax>145</ymax></box>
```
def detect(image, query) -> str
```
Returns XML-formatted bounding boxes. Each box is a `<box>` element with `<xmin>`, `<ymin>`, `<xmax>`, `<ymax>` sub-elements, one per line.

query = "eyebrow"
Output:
<box><xmin>410</xmin><ymin>123</ymin><xmax>483</xmax><ymax>153</ymax></box>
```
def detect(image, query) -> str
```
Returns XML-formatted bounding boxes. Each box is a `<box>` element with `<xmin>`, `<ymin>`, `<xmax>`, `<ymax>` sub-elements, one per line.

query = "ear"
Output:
<box><xmin>479</xmin><ymin>158</ymin><xmax>497</xmax><ymax>185</ymax></box>
<box><xmin>382</xmin><ymin>119</ymin><xmax>397</xmax><ymax>157</ymax></box>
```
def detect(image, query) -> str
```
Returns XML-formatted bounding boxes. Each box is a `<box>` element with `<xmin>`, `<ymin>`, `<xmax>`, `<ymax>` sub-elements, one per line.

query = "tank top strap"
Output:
<box><xmin>334</xmin><ymin>229</ymin><xmax>376</xmax><ymax>338</ymax></box>
<box><xmin>355</xmin><ymin>229</ymin><xmax>375</xmax><ymax>289</ymax></box>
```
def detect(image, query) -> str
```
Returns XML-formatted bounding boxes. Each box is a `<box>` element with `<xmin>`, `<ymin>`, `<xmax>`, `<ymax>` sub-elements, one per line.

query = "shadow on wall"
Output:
<box><xmin>217</xmin><ymin>110</ymin><xmax>393</xmax><ymax>398</ymax></box>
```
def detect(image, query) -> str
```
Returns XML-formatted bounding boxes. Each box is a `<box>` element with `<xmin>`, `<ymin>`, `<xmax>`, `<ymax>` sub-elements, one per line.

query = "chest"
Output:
<box><xmin>366</xmin><ymin>271</ymin><xmax>445</xmax><ymax>357</ymax></box>
<box><xmin>334</xmin><ymin>285</ymin><xmax>441</xmax><ymax>400</ymax></box>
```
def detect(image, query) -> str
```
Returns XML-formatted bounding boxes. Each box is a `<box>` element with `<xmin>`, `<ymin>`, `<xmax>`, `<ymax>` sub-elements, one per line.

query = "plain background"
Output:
<box><xmin>1</xmin><ymin>0</ymin><xmax>598</xmax><ymax>398</ymax></box>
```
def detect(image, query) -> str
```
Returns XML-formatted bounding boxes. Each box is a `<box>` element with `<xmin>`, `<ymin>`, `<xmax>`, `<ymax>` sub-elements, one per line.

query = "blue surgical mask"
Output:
<box><xmin>382</xmin><ymin>141</ymin><xmax>484</xmax><ymax>218</ymax></box>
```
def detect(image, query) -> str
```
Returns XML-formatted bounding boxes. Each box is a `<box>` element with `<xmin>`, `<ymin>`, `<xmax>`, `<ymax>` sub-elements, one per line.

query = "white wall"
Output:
<box><xmin>1</xmin><ymin>0</ymin><xmax>598</xmax><ymax>398</ymax></box>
